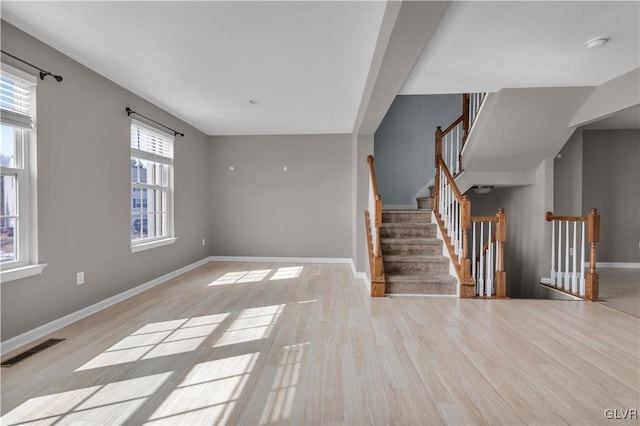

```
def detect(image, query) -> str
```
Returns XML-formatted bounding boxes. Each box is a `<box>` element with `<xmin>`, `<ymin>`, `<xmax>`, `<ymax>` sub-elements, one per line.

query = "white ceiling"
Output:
<box><xmin>2</xmin><ymin>1</ymin><xmax>639</xmax><ymax>136</ymax></box>
<box><xmin>401</xmin><ymin>1</ymin><xmax>640</xmax><ymax>94</ymax></box>
<box><xmin>1</xmin><ymin>1</ymin><xmax>386</xmax><ymax>136</ymax></box>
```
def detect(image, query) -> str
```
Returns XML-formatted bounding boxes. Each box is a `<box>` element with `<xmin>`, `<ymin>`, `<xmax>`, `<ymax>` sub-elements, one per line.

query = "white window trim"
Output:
<box><xmin>129</xmin><ymin>119</ymin><xmax>175</xmax><ymax>252</ymax></box>
<box><xmin>131</xmin><ymin>237</ymin><xmax>177</xmax><ymax>253</ymax></box>
<box><xmin>1</xmin><ymin>62</ymin><xmax>45</xmax><ymax>282</ymax></box>
<box><xmin>1</xmin><ymin>263</ymin><xmax>47</xmax><ymax>283</ymax></box>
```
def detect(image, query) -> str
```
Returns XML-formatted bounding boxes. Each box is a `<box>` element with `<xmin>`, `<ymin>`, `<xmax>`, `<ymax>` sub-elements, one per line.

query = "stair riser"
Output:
<box><xmin>381</xmin><ymin>243</ymin><xmax>441</xmax><ymax>256</ymax></box>
<box><xmin>380</xmin><ymin>227</ymin><xmax>437</xmax><ymax>238</ymax></box>
<box><xmin>386</xmin><ymin>282</ymin><xmax>456</xmax><ymax>295</ymax></box>
<box><xmin>384</xmin><ymin>261</ymin><xmax>449</xmax><ymax>275</ymax></box>
<box><xmin>417</xmin><ymin>198</ymin><xmax>431</xmax><ymax>210</ymax></box>
<box><xmin>382</xmin><ymin>212</ymin><xmax>431</xmax><ymax>223</ymax></box>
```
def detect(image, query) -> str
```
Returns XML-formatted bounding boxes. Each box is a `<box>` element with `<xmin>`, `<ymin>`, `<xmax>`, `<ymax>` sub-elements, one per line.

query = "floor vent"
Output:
<box><xmin>1</xmin><ymin>338</ymin><xmax>65</xmax><ymax>367</ymax></box>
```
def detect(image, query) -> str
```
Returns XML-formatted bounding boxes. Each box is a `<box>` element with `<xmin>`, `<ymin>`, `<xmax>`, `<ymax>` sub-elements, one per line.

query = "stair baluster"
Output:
<box><xmin>544</xmin><ymin>210</ymin><xmax>599</xmax><ymax>300</ymax></box>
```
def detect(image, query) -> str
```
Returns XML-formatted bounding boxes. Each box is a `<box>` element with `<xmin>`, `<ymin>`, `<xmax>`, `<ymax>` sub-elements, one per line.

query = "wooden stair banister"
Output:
<box><xmin>432</xmin><ymin>93</ymin><xmax>507</xmax><ymax>298</ymax></box>
<box><xmin>365</xmin><ymin>154</ymin><xmax>385</xmax><ymax>297</ymax></box>
<box><xmin>545</xmin><ymin>209</ymin><xmax>599</xmax><ymax>300</ymax></box>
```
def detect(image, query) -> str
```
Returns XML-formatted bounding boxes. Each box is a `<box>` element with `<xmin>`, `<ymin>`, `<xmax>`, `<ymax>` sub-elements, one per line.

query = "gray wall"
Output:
<box><xmin>352</xmin><ymin>134</ymin><xmax>374</xmax><ymax>275</ymax></box>
<box><xmin>555</xmin><ymin>128</ymin><xmax>640</xmax><ymax>262</ymax></box>
<box><xmin>209</xmin><ymin>134</ymin><xmax>352</xmax><ymax>258</ymax></box>
<box><xmin>374</xmin><ymin>94</ymin><xmax>460</xmax><ymax>206</ymax></box>
<box><xmin>467</xmin><ymin>161</ymin><xmax>553</xmax><ymax>298</ymax></box>
<box><xmin>1</xmin><ymin>22</ymin><xmax>211</xmax><ymax>340</ymax></box>
<box><xmin>582</xmin><ymin>130</ymin><xmax>640</xmax><ymax>262</ymax></box>
<box><xmin>554</xmin><ymin>129</ymin><xmax>583</xmax><ymax>215</ymax></box>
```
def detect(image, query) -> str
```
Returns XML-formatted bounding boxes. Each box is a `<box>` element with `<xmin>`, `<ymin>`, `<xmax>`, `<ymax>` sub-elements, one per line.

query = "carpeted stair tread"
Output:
<box><xmin>385</xmin><ymin>274</ymin><xmax>457</xmax><ymax>284</ymax></box>
<box><xmin>380</xmin><ymin>237</ymin><xmax>441</xmax><ymax>245</ymax></box>
<box><xmin>383</xmin><ymin>209</ymin><xmax>432</xmax><ymax>213</ymax></box>
<box><xmin>384</xmin><ymin>254</ymin><xmax>449</xmax><ymax>263</ymax></box>
<box><xmin>380</xmin><ymin>222</ymin><xmax>436</xmax><ymax>228</ymax></box>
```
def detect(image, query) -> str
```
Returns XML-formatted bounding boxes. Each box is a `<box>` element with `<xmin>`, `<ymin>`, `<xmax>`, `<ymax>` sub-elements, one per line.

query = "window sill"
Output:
<box><xmin>0</xmin><ymin>263</ymin><xmax>47</xmax><ymax>283</ymax></box>
<box><xmin>131</xmin><ymin>237</ymin><xmax>177</xmax><ymax>253</ymax></box>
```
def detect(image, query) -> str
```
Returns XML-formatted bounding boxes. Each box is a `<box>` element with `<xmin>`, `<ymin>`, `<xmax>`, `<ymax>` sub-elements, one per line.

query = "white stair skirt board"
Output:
<box><xmin>432</xmin><ymin>211</ymin><xmax>461</xmax><ymax>297</ymax></box>
<box><xmin>593</xmin><ymin>262</ymin><xmax>640</xmax><ymax>269</ymax></box>
<box><xmin>1</xmin><ymin>257</ymin><xmax>211</xmax><ymax>356</ymax></box>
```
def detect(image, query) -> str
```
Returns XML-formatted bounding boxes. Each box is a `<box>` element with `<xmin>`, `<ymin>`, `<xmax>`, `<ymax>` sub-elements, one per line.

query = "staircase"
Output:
<box><xmin>365</xmin><ymin>93</ymin><xmax>508</xmax><ymax>298</ymax></box>
<box><xmin>380</xmin><ymin>207</ymin><xmax>457</xmax><ymax>295</ymax></box>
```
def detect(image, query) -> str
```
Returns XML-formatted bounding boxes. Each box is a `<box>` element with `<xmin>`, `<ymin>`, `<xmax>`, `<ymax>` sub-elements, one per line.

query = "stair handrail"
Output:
<box><xmin>365</xmin><ymin>154</ymin><xmax>385</xmax><ymax>297</ymax></box>
<box><xmin>545</xmin><ymin>209</ymin><xmax>600</xmax><ymax>300</ymax></box>
<box><xmin>438</xmin><ymin>93</ymin><xmax>486</xmax><ymax>179</ymax></box>
<box><xmin>433</xmin><ymin>155</ymin><xmax>475</xmax><ymax>296</ymax></box>
<box><xmin>433</xmin><ymin>94</ymin><xmax>506</xmax><ymax>298</ymax></box>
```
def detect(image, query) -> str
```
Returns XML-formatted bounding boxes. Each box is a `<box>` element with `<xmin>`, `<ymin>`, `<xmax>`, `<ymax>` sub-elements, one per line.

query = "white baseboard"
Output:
<box><xmin>0</xmin><ymin>257</ymin><xmax>211</xmax><ymax>356</ymax></box>
<box><xmin>349</xmin><ymin>259</ymin><xmax>371</xmax><ymax>294</ymax></box>
<box><xmin>208</xmin><ymin>256</ymin><xmax>353</xmax><ymax>264</ymax></box>
<box><xmin>595</xmin><ymin>262</ymin><xmax>640</xmax><ymax>269</ymax></box>
<box><xmin>357</xmin><ymin>273</ymin><xmax>371</xmax><ymax>294</ymax></box>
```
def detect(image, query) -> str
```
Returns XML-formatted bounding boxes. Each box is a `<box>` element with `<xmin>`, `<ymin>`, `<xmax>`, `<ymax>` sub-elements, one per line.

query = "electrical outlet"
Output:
<box><xmin>77</xmin><ymin>272</ymin><xmax>84</xmax><ymax>285</ymax></box>
<box><xmin>202</xmin><ymin>238</ymin><xmax>206</xmax><ymax>247</ymax></box>
<box><xmin>570</xmin><ymin>248</ymin><xmax>574</xmax><ymax>256</ymax></box>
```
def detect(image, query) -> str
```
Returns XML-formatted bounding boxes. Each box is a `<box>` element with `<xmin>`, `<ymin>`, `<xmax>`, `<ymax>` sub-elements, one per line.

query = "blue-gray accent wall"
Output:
<box><xmin>374</xmin><ymin>94</ymin><xmax>461</xmax><ymax>206</ymax></box>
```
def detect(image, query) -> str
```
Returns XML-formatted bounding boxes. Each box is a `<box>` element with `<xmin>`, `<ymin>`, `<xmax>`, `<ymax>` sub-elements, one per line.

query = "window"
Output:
<box><xmin>0</xmin><ymin>64</ymin><xmax>45</xmax><ymax>282</ymax></box>
<box><xmin>130</xmin><ymin>120</ymin><xmax>175</xmax><ymax>251</ymax></box>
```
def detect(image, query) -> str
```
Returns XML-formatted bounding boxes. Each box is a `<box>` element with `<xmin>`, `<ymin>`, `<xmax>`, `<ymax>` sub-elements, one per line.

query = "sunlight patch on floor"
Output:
<box><xmin>76</xmin><ymin>314</ymin><xmax>229</xmax><ymax>371</ymax></box>
<box><xmin>1</xmin><ymin>373</ymin><xmax>171</xmax><ymax>426</ymax></box>
<box><xmin>209</xmin><ymin>269</ymin><xmax>272</xmax><ymax>286</ymax></box>
<box><xmin>269</xmin><ymin>266</ymin><xmax>304</xmax><ymax>281</ymax></box>
<box><xmin>213</xmin><ymin>304</ymin><xmax>284</xmax><ymax>348</ymax></box>
<box><xmin>260</xmin><ymin>342</ymin><xmax>308</xmax><ymax>424</ymax></box>
<box><xmin>144</xmin><ymin>352</ymin><xmax>260</xmax><ymax>425</ymax></box>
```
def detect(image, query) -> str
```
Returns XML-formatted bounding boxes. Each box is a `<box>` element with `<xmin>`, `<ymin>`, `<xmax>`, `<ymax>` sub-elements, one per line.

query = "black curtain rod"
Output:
<box><xmin>126</xmin><ymin>107</ymin><xmax>184</xmax><ymax>137</ymax></box>
<box><xmin>0</xmin><ymin>49</ymin><xmax>63</xmax><ymax>82</ymax></box>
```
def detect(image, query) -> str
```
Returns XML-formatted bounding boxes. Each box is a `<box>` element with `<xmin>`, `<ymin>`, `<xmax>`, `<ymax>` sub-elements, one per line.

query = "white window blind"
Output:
<box><xmin>130</xmin><ymin>119</ymin><xmax>174</xmax><ymax>163</ymax></box>
<box><xmin>0</xmin><ymin>69</ymin><xmax>34</xmax><ymax>130</ymax></box>
<box><xmin>130</xmin><ymin>119</ymin><xmax>174</xmax><ymax>248</ymax></box>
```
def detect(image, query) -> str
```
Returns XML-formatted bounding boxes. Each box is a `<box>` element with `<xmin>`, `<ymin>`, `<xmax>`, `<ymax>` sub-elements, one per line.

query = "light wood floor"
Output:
<box><xmin>598</xmin><ymin>267</ymin><xmax>640</xmax><ymax>317</ymax></box>
<box><xmin>1</xmin><ymin>261</ymin><xmax>639</xmax><ymax>425</ymax></box>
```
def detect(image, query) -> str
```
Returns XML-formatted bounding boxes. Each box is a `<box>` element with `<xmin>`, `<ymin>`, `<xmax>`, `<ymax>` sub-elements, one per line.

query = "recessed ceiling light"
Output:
<box><xmin>585</xmin><ymin>36</ymin><xmax>610</xmax><ymax>49</ymax></box>
<box><xmin>249</xmin><ymin>99</ymin><xmax>259</xmax><ymax>104</ymax></box>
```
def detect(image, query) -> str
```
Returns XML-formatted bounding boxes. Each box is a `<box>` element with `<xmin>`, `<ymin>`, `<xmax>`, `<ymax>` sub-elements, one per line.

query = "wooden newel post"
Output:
<box><xmin>459</xmin><ymin>196</ymin><xmax>475</xmax><ymax>298</ymax></box>
<box><xmin>433</xmin><ymin>126</ymin><xmax>443</xmax><ymax>212</ymax></box>
<box><xmin>495</xmin><ymin>208</ymin><xmax>507</xmax><ymax>297</ymax></box>
<box><xmin>586</xmin><ymin>208</ymin><xmax>600</xmax><ymax>300</ymax></box>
